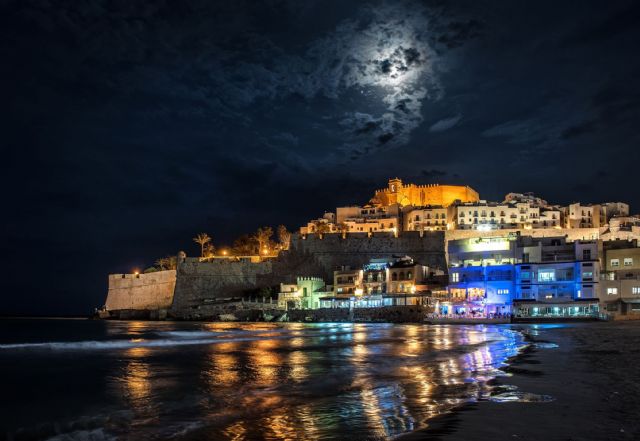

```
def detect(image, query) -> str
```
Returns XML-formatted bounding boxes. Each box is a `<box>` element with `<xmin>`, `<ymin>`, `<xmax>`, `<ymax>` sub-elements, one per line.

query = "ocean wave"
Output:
<box><xmin>0</xmin><ymin>328</ymin><xmax>371</xmax><ymax>351</ymax></box>
<box><xmin>155</xmin><ymin>330</ymin><xmax>225</xmax><ymax>338</ymax></box>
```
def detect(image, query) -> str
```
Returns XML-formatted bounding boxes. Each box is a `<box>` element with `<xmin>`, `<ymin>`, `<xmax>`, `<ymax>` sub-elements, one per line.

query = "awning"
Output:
<box><xmin>621</xmin><ymin>298</ymin><xmax>640</xmax><ymax>304</ymax></box>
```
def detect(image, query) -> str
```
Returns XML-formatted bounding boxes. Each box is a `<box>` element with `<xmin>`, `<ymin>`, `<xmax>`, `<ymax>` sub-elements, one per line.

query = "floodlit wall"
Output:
<box><xmin>105</xmin><ymin>270</ymin><xmax>176</xmax><ymax>311</ymax></box>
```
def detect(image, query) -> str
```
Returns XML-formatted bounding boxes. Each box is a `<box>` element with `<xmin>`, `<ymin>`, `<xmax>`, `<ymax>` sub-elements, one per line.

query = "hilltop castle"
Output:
<box><xmin>370</xmin><ymin>178</ymin><xmax>479</xmax><ymax>208</ymax></box>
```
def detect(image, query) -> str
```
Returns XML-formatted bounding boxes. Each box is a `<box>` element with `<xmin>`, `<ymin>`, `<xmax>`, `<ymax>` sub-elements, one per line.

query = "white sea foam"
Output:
<box><xmin>155</xmin><ymin>330</ymin><xmax>224</xmax><ymax>338</ymax></box>
<box><xmin>0</xmin><ymin>328</ymin><xmax>364</xmax><ymax>351</ymax></box>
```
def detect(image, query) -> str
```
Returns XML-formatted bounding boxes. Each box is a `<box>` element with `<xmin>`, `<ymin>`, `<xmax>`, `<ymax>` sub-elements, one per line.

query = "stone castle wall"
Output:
<box><xmin>166</xmin><ymin>233</ymin><xmax>446</xmax><ymax>318</ymax></box>
<box><xmin>289</xmin><ymin>231</ymin><xmax>447</xmax><ymax>280</ymax></box>
<box><xmin>170</xmin><ymin>258</ymin><xmax>274</xmax><ymax>316</ymax></box>
<box><xmin>105</xmin><ymin>270</ymin><xmax>176</xmax><ymax>311</ymax></box>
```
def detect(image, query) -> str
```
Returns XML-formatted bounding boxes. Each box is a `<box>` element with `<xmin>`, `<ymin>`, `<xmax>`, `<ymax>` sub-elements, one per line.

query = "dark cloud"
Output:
<box><xmin>560</xmin><ymin>120</ymin><xmax>598</xmax><ymax>140</ymax></box>
<box><xmin>436</xmin><ymin>19</ymin><xmax>484</xmax><ymax>49</ymax></box>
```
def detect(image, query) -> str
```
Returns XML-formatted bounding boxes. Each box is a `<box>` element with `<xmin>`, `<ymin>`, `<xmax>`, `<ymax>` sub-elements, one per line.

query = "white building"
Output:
<box><xmin>454</xmin><ymin>201</ymin><xmax>559</xmax><ymax>230</ymax></box>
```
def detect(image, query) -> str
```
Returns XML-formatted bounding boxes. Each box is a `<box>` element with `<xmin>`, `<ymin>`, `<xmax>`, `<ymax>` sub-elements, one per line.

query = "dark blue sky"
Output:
<box><xmin>2</xmin><ymin>0</ymin><xmax>639</xmax><ymax>315</ymax></box>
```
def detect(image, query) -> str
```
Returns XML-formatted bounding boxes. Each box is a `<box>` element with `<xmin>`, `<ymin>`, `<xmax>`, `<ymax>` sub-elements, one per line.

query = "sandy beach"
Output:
<box><xmin>403</xmin><ymin>322</ymin><xmax>640</xmax><ymax>441</ymax></box>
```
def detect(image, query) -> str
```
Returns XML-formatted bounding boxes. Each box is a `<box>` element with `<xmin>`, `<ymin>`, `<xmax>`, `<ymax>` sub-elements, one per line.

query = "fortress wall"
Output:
<box><xmin>105</xmin><ymin>270</ymin><xmax>176</xmax><ymax>311</ymax></box>
<box><xmin>289</xmin><ymin>231</ymin><xmax>447</xmax><ymax>280</ymax></box>
<box><xmin>170</xmin><ymin>258</ymin><xmax>274</xmax><ymax>316</ymax></box>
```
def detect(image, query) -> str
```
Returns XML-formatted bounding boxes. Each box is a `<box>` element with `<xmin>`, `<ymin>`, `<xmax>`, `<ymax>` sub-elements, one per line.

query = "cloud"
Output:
<box><xmin>436</xmin><ymin>19</ymin><xmax>483</xmax><ymax>49</ymax></box>
<box><xmin>429</xmin><ymin>114</ymin><xmax>462</xmax><ymax>132</ymax></box>
<box><xmin>560</xmin><ymin>120</ymin><xmax>598</xmax><ymax>139</ymax></box>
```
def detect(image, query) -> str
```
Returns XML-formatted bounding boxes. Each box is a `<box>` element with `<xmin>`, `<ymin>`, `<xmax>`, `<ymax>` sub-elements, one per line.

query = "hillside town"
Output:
<box><xmin>278</xmin><ymin>178</ymin><xmax>640</xmax><ymax>321</ymax></box>
<box><xmin>103</xmin><ymin>178</ymin><xmax>640</xmax><ymax>322</ymax></box>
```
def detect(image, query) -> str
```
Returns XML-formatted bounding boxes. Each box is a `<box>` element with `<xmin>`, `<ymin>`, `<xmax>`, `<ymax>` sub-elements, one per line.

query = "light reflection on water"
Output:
<box><xmin>1</xmin><ymin>321</ymin><xmax>525</xmax><ymax>440</ymax></box>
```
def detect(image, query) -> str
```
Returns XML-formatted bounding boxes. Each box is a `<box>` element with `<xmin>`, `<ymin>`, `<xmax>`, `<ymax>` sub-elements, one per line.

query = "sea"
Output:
<box><xmin>0</xmin><ymin>318</ymin><xmax>527</xmax><ymax>440</ymax></box>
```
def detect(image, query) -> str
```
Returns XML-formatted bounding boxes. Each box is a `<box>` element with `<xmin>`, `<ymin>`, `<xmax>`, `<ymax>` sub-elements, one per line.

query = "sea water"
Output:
<box><xmin>0</xmin><ymin>319</ymin><xmax>525</xmax><ymax>440</ymax></box>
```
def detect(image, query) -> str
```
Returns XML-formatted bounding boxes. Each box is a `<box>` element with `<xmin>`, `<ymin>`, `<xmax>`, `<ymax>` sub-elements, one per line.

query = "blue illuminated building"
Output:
<box><xmin>446</xmin><ymin>235</ymin><xmax>517</xmax><ymax>317</ymax></box>
<box><xmin>446</xmin><ymin>234</ymin><xmax>601</xmax><ymax>319</ymax></box>
<box><xmin>512</xmin><ymin>237</ymin><xmax>600</xmax><ymax>319</ymax></box>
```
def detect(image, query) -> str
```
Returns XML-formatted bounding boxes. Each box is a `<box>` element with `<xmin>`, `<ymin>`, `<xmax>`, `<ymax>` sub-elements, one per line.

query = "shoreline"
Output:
<box><xmin>402</xmin><ymin>322</ymin><xmax>640</xmax><ymax>440</ymax></box>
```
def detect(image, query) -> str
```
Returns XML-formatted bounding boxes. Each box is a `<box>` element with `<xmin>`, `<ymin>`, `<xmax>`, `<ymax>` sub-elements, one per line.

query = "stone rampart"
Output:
<box><xmin>170</xmin><ymin>258</ymin><xmax>274</xmax><ymax>317</ymax></box>
<box><xmin>105</xmin><ymin>270</ymin><xmax>176</xmax><ymax>311</ymax></box>
<box><xmin>289</xmin><ymin>231</ymin><xmax>447</xmax><ymax>281</ymax></box>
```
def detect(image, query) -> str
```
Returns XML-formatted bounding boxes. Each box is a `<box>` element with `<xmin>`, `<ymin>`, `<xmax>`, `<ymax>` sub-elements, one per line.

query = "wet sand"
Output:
<box><xmin>403</xmin><ymin>322</ymin><xmax>640</xmax><ymax>441</ymax></box>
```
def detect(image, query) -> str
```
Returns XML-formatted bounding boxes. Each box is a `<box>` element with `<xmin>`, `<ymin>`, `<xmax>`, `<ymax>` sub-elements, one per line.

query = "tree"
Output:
<box><xmin>155</xmin><ymin>257</ymin><xmax>169</xmax><ymax>270</ymax></box>
<box><xmin>203</xmin><ymin>243</ymin><xmax>215</xmax><ymax>258</ymax></box>
<box><xmin>166</xmin><ymin>255</ymin><xmax>177</xmax><ymax>270</ymax></box>
<box><xmin>277</xmin><ymin>225</ymin><xmax>291</xmax><ymax>250</ymax></box>
<box><xmin>337</xmin><ymin>222</ymin><xmax>349</xmax><ymax>239</ymax></box>
<box><xmin>193</xmin><ymin>233</ymin><xmax>212</xmax><ymax>257</ymax></box>
<box><xmin>253</xmin><ymin>227</ymin><xmax>274</xmax><ymax>255</ymax></box>
<box><xmin>232</xmin><ymin>234</ymin><xmax>258</xmax><ymax>255</ymax></box>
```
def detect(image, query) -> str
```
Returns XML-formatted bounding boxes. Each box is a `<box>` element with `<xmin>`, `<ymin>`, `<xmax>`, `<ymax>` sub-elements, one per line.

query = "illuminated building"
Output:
<box><xmin>405</xmin><ymin>205</ymin><xmax>453</xmax><ymax>231</ymax></box>
<box><xmin>370</xmin><ymin>178</ymin><xmax>479</xmax><ymax>208</ymax></box>
<box><xmin>277</xmin><ymin>277</ymin><xmax>332</xmax><ymax>310</ymax></box>
<box><xmin>446</xmin><ymin>235</ymin><xmax>601</xmax><ymax>318</ymax></box>
<box><xmin>560</xmin><ymin>202</ymin><xmax>628</xmax><ymax>229</ymax></box>
<box><xmin>599</xmin><ymin>240</ymin><xmax>640</xmax><ymax>318</ymax></box>
<box><xmin>446</xmin><ymin>236</ymin><xmax>518</xmax><ymax>317</ymax></box>
<box><xmin>315</xmin><ymin>257</ymin><xmax>446</xmax><ymax>308</ymax></box>
<box><xmin>512</xmin><ymin>237</ymin><xmax>600</xmax><ymax>319</ymax></box>
<box><xmin>454</xmin><ymin>201</ymin><xmax>561</xmax><ymax>230</ymax></box>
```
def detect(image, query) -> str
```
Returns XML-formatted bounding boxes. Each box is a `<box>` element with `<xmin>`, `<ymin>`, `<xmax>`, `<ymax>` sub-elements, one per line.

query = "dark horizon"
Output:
<box><xmin>3</xmin><ymin>0</ymin><xmax>640</xmax><ymax>315</ymax></box>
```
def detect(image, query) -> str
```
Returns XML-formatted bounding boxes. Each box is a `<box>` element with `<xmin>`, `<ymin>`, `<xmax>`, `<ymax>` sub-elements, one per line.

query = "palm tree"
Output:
<box><xmin>155</xmin><ymin>257</ymin><xmax>169</xmax><ymax>270</ymax></box>
<box><xmin>166</xmin><ymin>255</ymin><xmax>177</xmax><ymax>270</ymax></box>
<box><xmin>193</xmin><ymin>233</ymin><xmax>212</xmax><ymax>257</ymax></box>
<box><xmin>203</xmin><ymin>243</ymin><xmax>215</xmax><ymax>258</ymax></box>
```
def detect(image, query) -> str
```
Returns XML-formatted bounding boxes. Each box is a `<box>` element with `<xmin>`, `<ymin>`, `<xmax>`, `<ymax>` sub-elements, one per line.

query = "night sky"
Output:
<box><xmin>2</xmin><ymin>0</ymin><xmax>639</xmax><ymax>315</ymax></box>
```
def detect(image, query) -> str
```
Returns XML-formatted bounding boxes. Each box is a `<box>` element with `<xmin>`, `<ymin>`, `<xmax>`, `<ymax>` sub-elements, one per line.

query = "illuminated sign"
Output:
<box><xmin>461</xmin><ymin>237</ymin><xmax>511</xmax><ymax>252</ymax></box>
<box><xmin>363</xmin><ymin>263</ymin><xmax>388</xmax><ymax>271</ymax></box>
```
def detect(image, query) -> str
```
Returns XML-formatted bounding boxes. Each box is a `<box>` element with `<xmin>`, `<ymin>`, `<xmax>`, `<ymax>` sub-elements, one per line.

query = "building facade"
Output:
<box><xmin>599</xmin><ymin>242</ymin><xmax>640</xmax><ymax>319</ymax></box>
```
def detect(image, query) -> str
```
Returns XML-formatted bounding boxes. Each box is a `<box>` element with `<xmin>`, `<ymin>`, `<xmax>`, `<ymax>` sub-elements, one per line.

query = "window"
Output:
<box><xmin>631</xmin><ymin>304</ymin><xmax>640</xmax><ymax>311</ymax></box>
<box><xmin>538</xmin><ymin>270</ymin><xmax>555</xmax><ymax>282</ymax></box>
<box><xmin>607</xmin><ymin>287</ymin><xmax>618</xmax><ymax>295</ymax></box>
<box><xmin>582</xmin><ymin>249</ymin><xmax>591</xmax><ymax>260</ymax></box>
<box><xmin>451</xmin><ymin>273</ymin><xmax>460</xmax><ymax>282</ymax></box>
<box><xmin>520</xmin><ymin>271</ymin><xmax>531</xmax><ymax>280</ymax></box>
<box><xmin>497</xmin><ymin>289</ymin><xmax>509</xmax><ymax>295</ymax></box>
<box><xmin>632</xmin><ymin>287</ymin><xmax>640</xmax><ymax>295</ymax></box>
<box><xmin>611</xmin><ymin>259</ymin><xmax>620</xmax><ymax>267</ymax></box>
<box><xmin>624</xmin><ymin>258</ymin><xmax>633</xmax><ymax>266</ymax></box>
<box><xmin>582</xmin><ymin>271</ymin><xmax>593</xmax><ymax>280</ymax></box>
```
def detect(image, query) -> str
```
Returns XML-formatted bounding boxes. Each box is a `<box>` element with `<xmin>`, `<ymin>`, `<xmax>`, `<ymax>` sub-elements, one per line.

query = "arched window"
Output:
<box><xmin>392</xmin><ymin>272</ymin><xmax>398</xmax><ymax>281</ymax></box>
<box><xmin>407</xmin><ymin>271</ymin><xmax>412</xmax><ymax>279</ymax></box>
<box><xmin>399</xmin><ymin>272</ymin><xmax>405</xmax><ymax>280</ymax></box>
